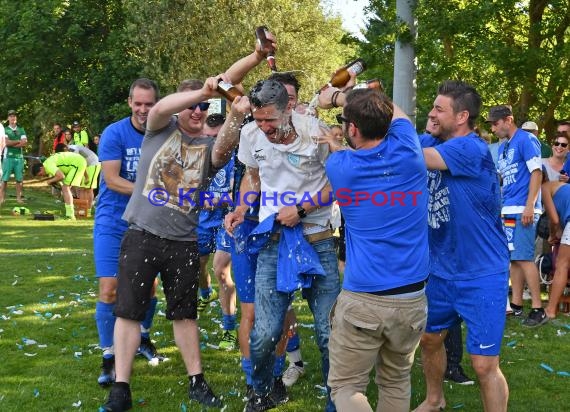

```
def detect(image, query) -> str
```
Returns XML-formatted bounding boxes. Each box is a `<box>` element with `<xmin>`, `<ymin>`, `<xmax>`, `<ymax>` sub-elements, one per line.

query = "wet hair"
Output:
<box><xmin>206</xmin><ymin>113</ymin><xmax>226</xmax><ymax>128</ymax></box>
<box><xmin>129</xmin><ymin>78</ymin><xmax>160</xmax><ymax>100</ymax></box>
<box><xmin>54</xmin><ymin>143</ymin><xmax>67</xmax><ymax>153</ymax></box>
<box><xmin>177</xmin><ymin>79</ymin><xmax>204</xmax><ymax>92</ymax></box>
<box><xmin>437</xmin><ymin>80</ymin><xmax>481</xmax><ymax>129</ymax></box>
<box><xmin>31</xmin><ymin>162</ymin><xmax>43</xmax><ymax>176</ymax></box>
<box><xmin>268</xmin><ymin>72</ymin><xmax>300</xmax><ymax>93</ymax></box>
<box><xmin>249</xmin><ymin>80</ymin><xmax>289</xmax><ymax>112</ymax></box>
<box><xmin>343</xmin><ymin>89</ymin><xmax>393</xmax><ymax>140</ymax></box>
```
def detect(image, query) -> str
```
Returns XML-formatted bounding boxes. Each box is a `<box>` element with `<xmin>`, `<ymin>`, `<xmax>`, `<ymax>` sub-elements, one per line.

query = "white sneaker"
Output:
<box><xmin>282</xmin><ymin>363</ymin><xmax>305</xmax><ymax>387</ymax></box>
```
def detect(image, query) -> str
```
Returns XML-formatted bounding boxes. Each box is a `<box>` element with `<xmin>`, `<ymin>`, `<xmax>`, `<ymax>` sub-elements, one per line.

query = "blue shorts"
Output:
<box><xmin>94</xmin><ymin>224</ymin><xmax>125</xmax><ymax>278</ymax></box>
<box><xmin>425</xmin><ymin>273</ymin><xmax>508</xmax><ymax>356</ymax></box>
<box><xmin>198</xmin><ymin>224</ymin><xmax>232</xmax><ymax>255</ymax></box>
<box><xmin>502</xmin><ymin>213</ymin><xmax>540</xmax><ymax>261</ymax></box>
<box><xmin>230</xmin><ymin>219</ymin><xmax>258</xmax><ymax>303</ymax></box>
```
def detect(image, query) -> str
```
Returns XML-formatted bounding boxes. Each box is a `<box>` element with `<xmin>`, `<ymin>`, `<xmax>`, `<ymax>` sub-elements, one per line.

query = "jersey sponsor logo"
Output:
<box><xmin>427</xmin><ymin>170</ymin><xmax>450</xmax><ymax>229</ymax></box>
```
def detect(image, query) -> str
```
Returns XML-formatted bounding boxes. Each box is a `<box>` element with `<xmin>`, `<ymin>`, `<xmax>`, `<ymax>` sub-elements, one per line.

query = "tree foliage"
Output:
<box><xmin>0</xmin><ymin>0</ymin><xmax>356</xmax><ymax>155</ymax></box>
<box><xmin>362</xmin><ymin>0</ymin><xmax>570</xmax><ymax>138</ymax></box>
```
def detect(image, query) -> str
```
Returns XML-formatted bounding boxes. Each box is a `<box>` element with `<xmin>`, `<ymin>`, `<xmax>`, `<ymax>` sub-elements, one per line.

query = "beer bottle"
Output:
<box><xmin>255</xmin><ymin>26</ymin><xmax>277</xmax><ymax>72</ymax></box>
<box><xmin>321</xmin><ymin>58</ymin><xmax>367</xmax><ymax>91</ymax></box>
<box><xmin>217</xmin><ymin>79</ymin><xmax>243</xmax><ymax>103</ymax></box>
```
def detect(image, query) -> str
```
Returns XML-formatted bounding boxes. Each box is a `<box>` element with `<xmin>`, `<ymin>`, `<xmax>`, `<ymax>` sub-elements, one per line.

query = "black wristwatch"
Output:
<box><xmin>296</xmin><ymin>204</ymin><xmax>307</xmax><ymax>219</ymax></box>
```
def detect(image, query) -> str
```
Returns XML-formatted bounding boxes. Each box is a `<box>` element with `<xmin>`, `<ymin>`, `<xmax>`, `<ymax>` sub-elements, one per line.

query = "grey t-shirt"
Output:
<box><xmin>123</xmin><ymin>117</ymin><xmax>217</xmax><ymax>241</ymax></box>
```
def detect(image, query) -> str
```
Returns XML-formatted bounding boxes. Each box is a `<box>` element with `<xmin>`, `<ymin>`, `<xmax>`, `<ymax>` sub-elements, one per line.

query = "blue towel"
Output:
<box><xmin>247</xmin><ymin>214</ymin><xmax>326</xmax><ymax>292</ymax></box>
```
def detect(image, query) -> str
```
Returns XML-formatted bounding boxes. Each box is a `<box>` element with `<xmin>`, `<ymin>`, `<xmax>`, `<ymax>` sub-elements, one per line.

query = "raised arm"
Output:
<box><xmin>146</xmin><ymin>76</ymin><xmax>221</xmax><ymax>132</ymax></box>
<box><xmin>212</xmin><ymin>95</ymin><xmax>251</xmax><ymax>168</ymax></box>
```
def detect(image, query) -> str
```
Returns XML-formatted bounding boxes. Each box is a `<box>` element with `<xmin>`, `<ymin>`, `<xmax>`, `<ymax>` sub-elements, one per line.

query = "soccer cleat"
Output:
<box><xmin>137</xmin><ymin>336</ymin><xmax>166</xmax><ymax>363</ymax></box>
<box><xmin>282</xmin><ymin>363</ymin><xmax>305</xmax><ymax>387</ymax></box>
<box><xmin>522</xmin><ymin>308</ymin><xmax>548</xmax><ymax>327</ymax></box>
<box><xmin>269</xmin><ymin>376</ymin><xmax>289</xmax><ymax>405</ymax></box>
<box><xmin>189</xmin><ymin>377</ymin><xmax>223</xmax><ymax>408</ymax></box>
<box><xmin>218</xmin><ymin>329</ymin><xmax>238</xmax><ymax>350</ymax></box>
<box><xmin>243</xmin><ymin>392</ymin><xmax>277</xmax><ymax>412</ymax></box>
<box><xmin>102</xmin><ymin>383</ymin><xmax>132</xmax><ymax>411</ymax></box>
<box><xmin>97</xmin><ymin>356</ymin><xmax>115</xmax><ymax>387</ymax></box>
<box><xmin>444</xmin><ymin>367</ymin><xmax>475</xmax><ymax>385</ymax></box>
<box><xmin>197</xmin><ymin>289</ymin><xmax>218</xmax><ymax>312</ymax></box>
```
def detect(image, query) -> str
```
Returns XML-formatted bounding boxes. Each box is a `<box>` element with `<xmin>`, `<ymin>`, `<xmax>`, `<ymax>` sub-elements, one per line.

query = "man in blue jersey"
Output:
<box><xmin>414</xmin><ymin>81</ymin><xmax>510</xmax><ymax>412</ymax></box>
<box><xmin>316</xmin><ymin>87</ymin><xmax>429</xmax><ymax>411</ymax></box>
<box><xmin>93</xmin><ymin>78</ymin><xmax>164</xmax><ymax>387</ymax></box>
<box><xmin>491</xmin><ymin>104</ymin><xmax>547</xmax><ymax>327</ymax></box>
<box><xmin>541</xmin><ymin>181</ymin><xmax>570</xmax><ymax>319</ymax></box>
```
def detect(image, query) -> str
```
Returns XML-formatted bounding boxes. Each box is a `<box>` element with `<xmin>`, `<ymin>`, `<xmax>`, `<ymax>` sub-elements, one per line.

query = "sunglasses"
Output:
<box><xmin>553</xmin><ymin>141</ymin><xmax>568</xmax><ymax>148</ymax></box>
<box><xmin>189</xmin><ymin>102</ymin><xmax>210</xmax><ymax>111</ymax></box>
<box><xmin>336</xmin><ymin>114</ymin><xmax>349</xmax><ymax>124</ymax></box>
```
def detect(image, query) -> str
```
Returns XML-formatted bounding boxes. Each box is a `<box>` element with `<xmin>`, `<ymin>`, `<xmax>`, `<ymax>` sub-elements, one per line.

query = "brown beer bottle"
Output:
<box><xmin>321</xmin><ymin>58</ymin><xmax>367</xmax><ymax>91</ymax></box>
<box><xmin>217</xmin><ymin>79</ymin><xmax>243</xmax><ymax>103</ymax></box>
<box><xmin>255</xmin><ymin>26</ymin><xmax>277</xmax><ymax>72</ymax></box>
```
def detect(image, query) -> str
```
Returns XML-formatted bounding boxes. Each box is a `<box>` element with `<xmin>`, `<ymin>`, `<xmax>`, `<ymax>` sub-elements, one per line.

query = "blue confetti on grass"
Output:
<box><xmin>540</xmin><ymin>363</ymin><xmax>554</xmax><ymax>373</ymax></box>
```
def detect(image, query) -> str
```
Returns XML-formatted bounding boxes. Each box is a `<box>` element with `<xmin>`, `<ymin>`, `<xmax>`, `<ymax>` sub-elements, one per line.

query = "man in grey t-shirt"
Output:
<box><xmin>102</xmin><ymin>40</ymin><xmax>273</xmax><ymax>410</ymax></box>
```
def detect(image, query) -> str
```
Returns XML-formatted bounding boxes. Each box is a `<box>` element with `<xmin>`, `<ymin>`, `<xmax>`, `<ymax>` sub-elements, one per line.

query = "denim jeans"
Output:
<box><xmin>250</xmin><ymin>237</ymin><xmax>340</xmax><ymax>411</ymax></box>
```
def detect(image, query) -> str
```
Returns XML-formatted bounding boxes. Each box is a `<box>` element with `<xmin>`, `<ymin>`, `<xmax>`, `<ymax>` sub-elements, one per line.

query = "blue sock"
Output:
<box><xmin>241</xmin><ymin>357</ymin><xmax>253</xmax><ymax>385</ymax></box>
<box><xmin>95</xmin><ymin>301</ymin><xmax>116</xmax><ymax>353</ymax></box>
<box><xmin>222</xmin><ymin>314</ymin><xmax>237</xmax><ymax>331</ymax></box>
<box><xmin>286</xmin><ymin>332</ymin><xmax>300</xmax><ymax>352</ymax></box>
<box><xmin>273</xmin><ymin>354</ymin><xmax>286</xmax><ymax>377</ymax></box>
<box><xmin>200</xmin><ymin>287</ymin><xmax>212</xmax><ymax>299</ymax></box>
<box><xmin>140</xmin><ymin>297</ymin><xmax>157</xmax><ymax>339</ymax></box>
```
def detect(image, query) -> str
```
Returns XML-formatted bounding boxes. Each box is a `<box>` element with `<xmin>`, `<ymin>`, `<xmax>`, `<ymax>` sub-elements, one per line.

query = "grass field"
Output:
<box><xmin>1</xmin><ymin>181</ymin><xmax>570</xmax><ymax>411</ymax></box>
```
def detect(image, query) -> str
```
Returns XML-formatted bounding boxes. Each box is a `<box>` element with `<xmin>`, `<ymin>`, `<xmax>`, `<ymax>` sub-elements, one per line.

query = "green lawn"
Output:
<box><xmin>1</xmin><ymin>181</ymin><xmax>569</xmax><ymax>411</ymax></box>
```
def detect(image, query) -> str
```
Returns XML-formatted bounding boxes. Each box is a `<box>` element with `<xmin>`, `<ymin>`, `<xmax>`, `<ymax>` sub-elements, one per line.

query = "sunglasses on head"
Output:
<box><xmin>336</xmin><ymin>114</ymin><xmax>349</xmax><ymax>124</ymax></box>
<box><xmin>189</xmin><ymin>102</ymin><xmax>210</xmax><ymax>111</ymax></box>
<box><xmin>553</xmin><ymin>141</ymin><xmax>568</xmax><ymax>148</ymax></box>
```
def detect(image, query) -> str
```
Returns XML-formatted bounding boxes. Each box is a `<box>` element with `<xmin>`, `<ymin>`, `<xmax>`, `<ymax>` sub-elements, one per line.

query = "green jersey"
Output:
<box><xmin>5</xmin><ymin>125</ymin><xmax>27</xmax><ymax>158</ymax></box>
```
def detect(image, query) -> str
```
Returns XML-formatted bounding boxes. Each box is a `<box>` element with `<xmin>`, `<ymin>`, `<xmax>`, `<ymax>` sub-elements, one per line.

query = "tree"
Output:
<box><xmin>361</xmin><ymin>0</ymin><xmax>570</xmax><ymax>139</ymax></box>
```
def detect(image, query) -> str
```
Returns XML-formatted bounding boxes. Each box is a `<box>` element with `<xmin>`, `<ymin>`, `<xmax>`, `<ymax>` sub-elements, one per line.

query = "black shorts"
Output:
<box><xmin>115</xmin><ymin>229</ymin><xmax>200</xmax><ymax>321</ymax></box>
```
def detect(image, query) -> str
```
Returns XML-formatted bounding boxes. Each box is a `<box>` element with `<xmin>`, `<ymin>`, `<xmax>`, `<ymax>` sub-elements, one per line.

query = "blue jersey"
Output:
<box><xmin>95</xmin><ymin>117</ymin><xmax>144</xmax><ymax>229</ymax></box>
<box><xmin>199</xmin><ymin>156</ymin><xmax>234</xmax><ymax>229</ymax></box>
<box><xmin>553</xmin><ymin>184</ymin><xmax>570</xmax><ymax>226</ymax></box>
<box><xmin>498</xmin><ymin>129</ymin><xmax>542</xmax><ymax>214</ymax></box>
<box><xmin>421</xmin><ymin>133</ymin><xmax>509</xmax><ymax>280</ymax></box>
<box><xmin>326</xmin><ymin>118</ymin><xmax>429</xmax><ymax>292</ymax></box>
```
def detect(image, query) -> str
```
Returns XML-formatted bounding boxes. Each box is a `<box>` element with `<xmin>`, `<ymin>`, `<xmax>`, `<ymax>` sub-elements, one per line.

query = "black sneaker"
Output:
<box><xmin>97</xmin><ymin>356</ymin><xmax>115</xmax><ymax>387</ymax></box>
<box><xmin>245</xmin><ymin>385</ymin><xmax>254</xmax><ymax>400</ymax></box>
<box><xmin>444</xmin><ymin>368</ymin><xmax>475</xmax><ymax>385</ymax></box>
<box><xmin>270</xmin><ymin>376</ymin><xmax>289</xmax><ymax>405</ymax></box>
<box><xmin>189</xmin><ymin>376</ymin><xmax>223</xmax><ymax>408</ymax></box>
<box><xmin>522</xmin><ymin>308</ymin><xmax>549</xmax><ymax>327</ymax></box>
<box><xmin>512</xmin><ymin>307</ymin><xmax>523</xmax><ymax>317</ymax></box>
<box><xmin>137</xmin><ymin>336</ymin><xmax>166</xmax><ymax>362</ymax></box>
<box><xmin>243</xmin><ymin>392</ymin><xmax>277</xmax><ymax>412</ymax></box>
<box><xmin>102</xmin><ymin>383</ymin><xmax>132</xmax><ymax>411</ymax></box>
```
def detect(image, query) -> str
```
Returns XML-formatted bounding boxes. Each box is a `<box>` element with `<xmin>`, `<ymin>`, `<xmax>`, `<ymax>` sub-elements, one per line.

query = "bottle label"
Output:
<box><xmin>218</xmin><ymin>81</ymin><xmax>233</xmax><ymax>91</ymax></box>
<box><xmin>348</xmin><ymin>62</ymin><xmax>365</xmax><ymax>75</ymax></box>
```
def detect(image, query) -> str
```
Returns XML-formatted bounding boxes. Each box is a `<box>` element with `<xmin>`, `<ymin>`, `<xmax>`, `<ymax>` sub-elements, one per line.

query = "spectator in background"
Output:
<box><xmin>64</xmin><ymin>129</ymin><xmax>73</xmax><ymax>144</ymax></box>
<box><xmin>0</xmin><ymin>110</ymin><xmax>27</xmax><ymax>205</ymax></box>
<box><xmin>72</xmin><ymin>120</ymin><xmax>89</xmax><ymax>146</ymax></box>
<box><xmin>542</xmin><ymin>130</ymin><xmax>569</xmax><ymax>182</ymax></box>
<box><xmin>52</xmin><ymin>123</ymin><xmax>67</xmax><ymax>152</ymax></box>
<box><xmin>492</xmin><ymin>105</ymin><xmax>547</xmax><ymax>327</ymax></box>
<box><xmin>521</xmin><ymin>120</ymin><xmax>550</xmax><ymax>159</ymax></box>
<box><xmin>67</xmin><ymin>143</ymin><xmax>101</xmax><ymax>213</ymax></box>
<box><xmin>89</xmin><ymin>134</ymin><xmax>100</xmax><ymax>154</ymax></box>
<box><xmin>0</xmin><ymin>121</ymin><xmax>5</xmax><ymax>182</ymax></box>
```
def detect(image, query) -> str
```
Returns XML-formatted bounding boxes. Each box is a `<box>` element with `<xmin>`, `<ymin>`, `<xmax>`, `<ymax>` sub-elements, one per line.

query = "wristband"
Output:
<box><xmin>331</xmin><ymin>90</ymin><xmax>341</xmax><ymax>108</ymax></box>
